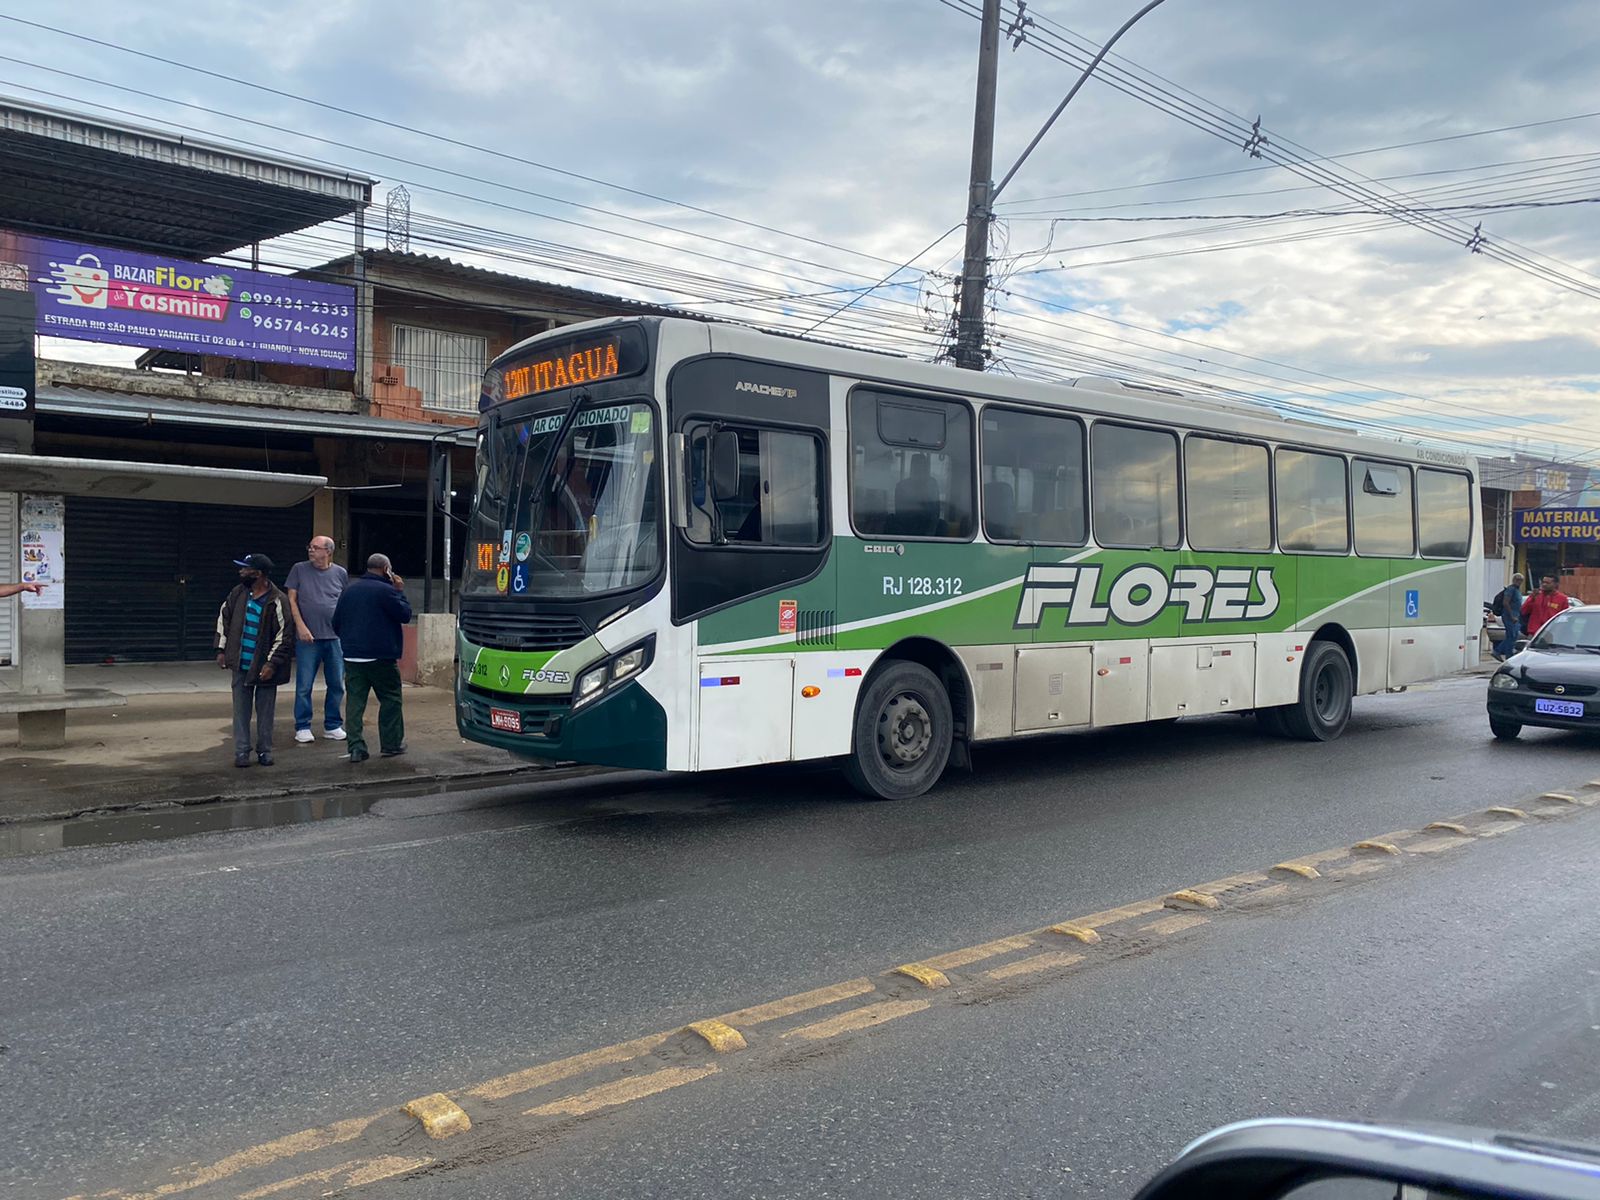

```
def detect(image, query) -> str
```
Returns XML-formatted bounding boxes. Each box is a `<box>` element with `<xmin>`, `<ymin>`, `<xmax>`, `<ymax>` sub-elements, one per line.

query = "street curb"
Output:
<box><xmin>0</xmin><ymin>762</ymin><xmax>615</xmax><ymax>828</ymax></box>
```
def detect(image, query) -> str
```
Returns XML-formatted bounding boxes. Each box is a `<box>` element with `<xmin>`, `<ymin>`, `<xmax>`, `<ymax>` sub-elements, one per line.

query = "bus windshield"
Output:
<box><xmin>465</xmin><ymin>399</ymin><xmax>661</xmax><ymax>598</ymax></box>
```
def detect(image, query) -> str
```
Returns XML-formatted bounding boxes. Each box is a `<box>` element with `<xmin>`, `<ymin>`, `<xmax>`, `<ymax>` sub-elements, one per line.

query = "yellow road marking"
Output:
<box><xmin>525</xmin><ymin>1066</ymin><xmax>718</xmax><ymax>1118</ymax></box>
<box><xmin>1143</xmin><ymin>912</ymin><xmax>1211</xmax><ymax>936</ymax></box>
<box><xmin>1270</xmin><ymin>862</ymin><xmax>1320</xmax><ymax>879</ymax></box>
<box><xmin>101</xmin><ymin>1113</ymin><xmax>382</xmax><ymax>1200</ymax></box>
<box><xmin>1335</xmin><ymin>860</ymin><xmax>1389</xmax><ymax>877</ymax></box>
<box><xmin>1405</xmin><ymin>837</ymin><xmax>1472</xmax><ymax>855</ymax></box>
<box><xmin>784</xmin><ymin>999</ymin><xmax>930</xmax><ymax>1041</ymax></box>
<box><xmin>1049</xmin><ymin>922</ymin><xmax>1101</xmax><ymax>944</ymax></box>
<box><xmin>685</xmin><ymin>1019</ymin><xmax>747</xmax><ymax>1053</ymax></box>
<box><xmin>402</xmin><ymin>1093</ymin><xmax>471</xmax><ymax>1140</ymax></box>
<box><xmin>919</xmin><ymin>935</ymin><xmax>1033</xmax><ymax>971</ymax></box>
<box><xmin>464</xmin><ymin>1032</ymin><xmax>671</xmax><ymax>1102</ymax></box>
<box><xmin>892</xmin><ymin>963</ymin><xmax>951</xmax><ymax>989</ymax></box>
<box><xmin>719</xmin><ymin>978</ymin><xmax>875</xmax><ymax>1027</ymax></box>
<box><xmin>81</xmin><ymin>779</ymin><xmax>1595</xmax><ymax>1200</ymax></box>
<box><xmin>1071</xmin><ymin>898</ymin><xmax>1164</xmax><ymax>929</ymax></box>
<box><xmin>234</xmin><ymin>1155</ymin><xmax>433</xmax><ymax>1199</ymax></box>
<box><xmin>986</xmin><ymin>951</ymin><xmax>1085</xmax><ymax>980</ymax></box>
<box><xmin>1189</xmin><ymin>871</ymin><xmax>1268</xmax><ymax>896</ymax></box>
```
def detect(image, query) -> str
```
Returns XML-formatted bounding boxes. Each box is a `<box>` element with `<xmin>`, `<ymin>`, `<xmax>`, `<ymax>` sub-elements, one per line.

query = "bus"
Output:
<box><xmin>455</xmin><ymin>316</ymin><xmax>1479</xmax><ymax>799</ymax></box>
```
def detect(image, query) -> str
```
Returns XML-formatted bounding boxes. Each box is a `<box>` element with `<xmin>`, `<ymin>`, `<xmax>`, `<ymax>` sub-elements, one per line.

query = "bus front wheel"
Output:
<box><xmin>1282</xmin><ymin>641</ymin><xmax>1353</xmax><ymax>741</ymax></box>
<box><xmin>843</xmin><ymin>661</ymin><xmax>954</xmax><ymax>800</ymax></box>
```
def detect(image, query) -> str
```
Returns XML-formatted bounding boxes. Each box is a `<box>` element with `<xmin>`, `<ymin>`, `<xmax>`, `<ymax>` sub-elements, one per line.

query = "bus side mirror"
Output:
<box><xmin>710</xmin><ymin>430</ymin><xmax>741</xmax><ymax>503</ymax></box>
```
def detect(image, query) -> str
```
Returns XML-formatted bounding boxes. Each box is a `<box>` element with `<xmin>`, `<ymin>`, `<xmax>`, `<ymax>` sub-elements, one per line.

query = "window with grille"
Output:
<box><xmin>393</xmin><ymin>325</ymin><xmax>487</xmax><ymax>413</ymax></box>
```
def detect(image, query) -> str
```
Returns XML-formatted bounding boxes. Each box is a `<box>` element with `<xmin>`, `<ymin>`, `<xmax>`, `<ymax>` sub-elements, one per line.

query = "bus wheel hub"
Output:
<box><xmin>880</xmin><ymin>694</ymin><xmax>932</xmax><ymax>766</ymax></box>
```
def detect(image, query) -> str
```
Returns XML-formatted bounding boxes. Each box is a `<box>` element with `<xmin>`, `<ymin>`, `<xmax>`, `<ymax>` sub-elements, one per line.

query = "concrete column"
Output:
<box><xmin>17</xmin><ymin>606</ymin><xmax>66</xmax><ymax>748</ymax></box>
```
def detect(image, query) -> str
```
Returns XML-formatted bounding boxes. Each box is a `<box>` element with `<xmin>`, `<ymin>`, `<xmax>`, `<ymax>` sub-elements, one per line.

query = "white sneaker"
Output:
<box><xmin>294</xmin><ymin>729</ymin><xmax>315</xmax><ymax>744</ymax></box>
<box><xmin>324</xmin><ymin>727</ymin><xmax>348</xmax><ymax>741</ymax></box>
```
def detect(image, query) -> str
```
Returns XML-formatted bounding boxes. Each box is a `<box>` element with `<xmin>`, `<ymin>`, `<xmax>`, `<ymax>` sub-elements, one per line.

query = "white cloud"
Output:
<box><xmin>2</xmin><ymin>0</ymin><xmax>1596</xmax><ymax>459</ymax></box>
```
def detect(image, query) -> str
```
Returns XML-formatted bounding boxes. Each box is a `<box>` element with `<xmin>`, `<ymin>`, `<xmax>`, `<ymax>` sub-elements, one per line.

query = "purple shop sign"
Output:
<box><xmin>3</xmin><ymin>231</ymin><xmax>356</xmax><ymax>370</ymax></box>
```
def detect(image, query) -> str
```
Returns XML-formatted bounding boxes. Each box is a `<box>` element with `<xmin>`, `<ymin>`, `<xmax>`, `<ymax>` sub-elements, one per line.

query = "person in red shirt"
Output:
<box><xmin>1521</xmin><ymin>575</ymin><xmax>1572</xmax><ymax>637</ymax></box>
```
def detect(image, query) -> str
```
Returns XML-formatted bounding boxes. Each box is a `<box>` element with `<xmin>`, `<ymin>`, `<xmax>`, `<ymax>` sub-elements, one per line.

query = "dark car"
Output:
<box><xmin>1487</xmin><ymin>608</ymin><xmax>1600</xmax><ymax>740</ymax></box>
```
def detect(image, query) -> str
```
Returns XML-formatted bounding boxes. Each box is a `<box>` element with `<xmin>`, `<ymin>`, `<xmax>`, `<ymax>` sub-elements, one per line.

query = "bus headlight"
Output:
<box><xmin>575</xmin><ymin>666</ymin><xmax>608</xmax><ymax>705</ymax></box>
<box><xmin>572</xmin><ymin>637</ymin><xmax>656</xmax><ymax>710</ymax></box>
<box><xmin>1490</xmin><ymin>672</ymin><xmax>1519</xmax><ymax>690</ymax></box>
<box><xmin>612</xmin><ymin>647</ymin><xmax>647</xmax><ymax>682</ymax></box>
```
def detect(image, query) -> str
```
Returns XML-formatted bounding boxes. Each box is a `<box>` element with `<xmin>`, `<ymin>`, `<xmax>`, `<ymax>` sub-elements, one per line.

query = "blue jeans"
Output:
<box><xmin>294</xmin><ymin>638</ymin><xmax>346</xmax><ymax>732</ymax></box>
<box><xmin>1496</xmin><ymin>618</ymin><xmax>1520</xmax><ymax>659</ymax></box>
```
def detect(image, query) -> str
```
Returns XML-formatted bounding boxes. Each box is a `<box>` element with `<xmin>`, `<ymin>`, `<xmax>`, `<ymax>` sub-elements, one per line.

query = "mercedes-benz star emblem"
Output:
<box><xmin>499</xmin><ymin>664</ymin><xmax>512</xmax><ymax>686</ymax></box>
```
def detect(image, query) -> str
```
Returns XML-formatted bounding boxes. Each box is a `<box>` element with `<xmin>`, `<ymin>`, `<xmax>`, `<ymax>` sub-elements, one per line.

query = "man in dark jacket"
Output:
<box><xmin>332</xmin><ymin>553</ymin><xmax>414</xmax><ymax>763</ymax></box>
<box><xmin>215</xmin><ymin>553</ymin><xmax>294</xmax><ymax>767</ymax></box>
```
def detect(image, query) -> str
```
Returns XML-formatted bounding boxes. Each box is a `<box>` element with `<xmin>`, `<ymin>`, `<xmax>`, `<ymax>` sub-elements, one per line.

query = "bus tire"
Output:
<box><xmin>843</xmin><ymin>661</ymin><xmax>953</xmax><ymax>800</ymax></box>
<box><xmin>1282</xmin><ymin>640</ymin><xmax>1353</xmax><ymax>742</ymax></box>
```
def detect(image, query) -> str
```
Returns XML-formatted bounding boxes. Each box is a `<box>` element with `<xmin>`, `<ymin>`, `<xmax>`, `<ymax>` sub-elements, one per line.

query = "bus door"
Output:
<box><xmin>668</xmin><ymin>357</ymin><xmax>834</xmax><ymax>770</ymax></box>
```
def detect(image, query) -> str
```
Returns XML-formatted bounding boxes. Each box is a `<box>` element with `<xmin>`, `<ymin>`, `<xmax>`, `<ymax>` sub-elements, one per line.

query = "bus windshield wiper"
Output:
<box><xmin>521</xmin><ymin>388</ymin><xmax>591</xmax><ymax>573</ymax></box>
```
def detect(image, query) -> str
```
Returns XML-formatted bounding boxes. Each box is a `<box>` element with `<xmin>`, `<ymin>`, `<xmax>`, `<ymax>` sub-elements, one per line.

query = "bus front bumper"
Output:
<box><xmin>457</xmin><ymin>679</ymin><xmax>669</xmax><ymax>772</ymax></box>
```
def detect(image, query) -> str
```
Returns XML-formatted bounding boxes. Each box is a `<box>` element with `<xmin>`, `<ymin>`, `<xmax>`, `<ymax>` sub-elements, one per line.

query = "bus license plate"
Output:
<box><xmin>490</xmin><ymin>707</ymin><xmax>522</xmax><ymax>732</ymax></box>
<box><xmin>1534</xmin><ymin>698</ymin><xmax>1584</xmax><ymax>718</ymax></box>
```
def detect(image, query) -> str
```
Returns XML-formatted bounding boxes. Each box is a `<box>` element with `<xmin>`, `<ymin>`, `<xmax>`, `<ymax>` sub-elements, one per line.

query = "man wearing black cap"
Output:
<box><xmin>215</xmin><ymin>553</ymin><xmax>293</xmax><ymax>767</ymax></box>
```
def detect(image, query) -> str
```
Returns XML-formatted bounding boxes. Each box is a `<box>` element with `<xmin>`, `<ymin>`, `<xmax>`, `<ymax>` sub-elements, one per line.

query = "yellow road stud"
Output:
<box><xmin>402</xmin><ymin>1094</ymin><xmax>472</xmax><ymax>1140</ymax></box>
<box><xmin>685</xmin><ymin>1019</ymin><xmax>748</xmax><ymax>1053</ymax></box>
<box><xmin>892</xmin><ymin>963</ymin><xmax>951</xmax><ymax>989</ymax></box>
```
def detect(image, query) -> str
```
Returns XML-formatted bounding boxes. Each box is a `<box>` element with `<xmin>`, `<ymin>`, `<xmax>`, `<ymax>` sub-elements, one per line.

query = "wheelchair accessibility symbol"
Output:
<box><xmin>1405</xmin><ymin>589</ymin><xmax>1420</xmax><ymax>620</ymax></box>
<box><xmin>512</xmin><ymin>564</ymin><xmax>529</xmax><ymax>594</ymax></box>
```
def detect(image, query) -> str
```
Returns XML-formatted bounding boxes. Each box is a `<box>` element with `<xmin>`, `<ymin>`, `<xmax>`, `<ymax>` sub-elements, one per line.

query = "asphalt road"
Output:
<box><xmin>4</xmin><ymin>672</ymin><xmax>1597</xmax><ymax>1199</ymax></box>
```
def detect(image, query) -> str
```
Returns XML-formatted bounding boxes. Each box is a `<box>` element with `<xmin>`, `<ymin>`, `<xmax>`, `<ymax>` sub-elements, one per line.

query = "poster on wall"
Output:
<box><xmin>0</xmin><ymin>228</ymin><xmax>356</xmax><ymax>370</ymax></box>
<box><xmin>18</xmin><ymin>493</ymin><xmax>64</xmax><ymax>610</ymax></box>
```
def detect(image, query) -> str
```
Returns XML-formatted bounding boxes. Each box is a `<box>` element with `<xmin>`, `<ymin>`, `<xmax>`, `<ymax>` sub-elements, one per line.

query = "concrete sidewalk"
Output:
<box><xmin>0</xmin><ymin>683</ymin><xmax>557</xmax><ymax>826</ymax></box>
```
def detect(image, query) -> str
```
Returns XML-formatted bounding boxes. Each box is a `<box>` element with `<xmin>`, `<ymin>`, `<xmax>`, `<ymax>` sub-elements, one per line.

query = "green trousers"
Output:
<box><xmin>344</xmin><ymin>659</ymin><xmax>404</xmax><ymax>755</ymax></box>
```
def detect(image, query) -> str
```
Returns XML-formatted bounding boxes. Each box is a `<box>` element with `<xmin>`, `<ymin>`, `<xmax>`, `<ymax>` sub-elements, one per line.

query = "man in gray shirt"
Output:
<box><xmin>285</xmin><ymin>535</ymin><xmax>349</xmax><ymax>743</ymax></box>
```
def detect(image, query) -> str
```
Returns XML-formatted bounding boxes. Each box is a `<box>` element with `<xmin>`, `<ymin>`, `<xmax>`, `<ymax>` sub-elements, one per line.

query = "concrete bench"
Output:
<box><xmin>0</xmin><ymin>689</ymin><xmax>126</xmax><ymax>750</ymax></box>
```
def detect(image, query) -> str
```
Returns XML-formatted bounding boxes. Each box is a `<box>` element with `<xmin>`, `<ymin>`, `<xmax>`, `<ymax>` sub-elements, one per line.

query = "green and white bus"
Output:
<box><xmin>456</xmin><ymin>316</ymin><xmax>1478</xmax><ymax>799</ymax></box>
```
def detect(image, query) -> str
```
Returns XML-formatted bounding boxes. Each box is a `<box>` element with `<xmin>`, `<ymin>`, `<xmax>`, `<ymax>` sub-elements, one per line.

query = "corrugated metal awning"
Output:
<box><xmin>36</xmin><ymin>385</ymin><xmax>478</xmax><ymax>444</ymax></box>
<box><xmin>0</xmin><ymin>453</ymin><xmax>324</xmax><ymax>507</ymax></box>
<box><xmin>0</xmin><ymin>98</ymin><xmax>373</xmax><ymax>257</ymax></box>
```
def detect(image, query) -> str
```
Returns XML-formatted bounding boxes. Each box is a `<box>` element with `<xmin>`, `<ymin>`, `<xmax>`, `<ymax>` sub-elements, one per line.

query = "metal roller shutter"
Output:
<box><xmin>0</xmin><ymin>491</ymin><xmax>15</xmax><ymax>665</ymax></box>
<box><xmin>65</xmin><ymin>496</ymin><xmax>313</xmax><ymax>663</ymax></box>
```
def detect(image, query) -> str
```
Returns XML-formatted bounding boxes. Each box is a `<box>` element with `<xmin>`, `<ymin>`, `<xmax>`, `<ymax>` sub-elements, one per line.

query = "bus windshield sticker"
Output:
<box><xmin>514</xmin><ymin>532</ymin><xmax>531</xmax><ymax>562</ymax></box>
<box><xmin>1014</xmin><ymin>563</ymin><xmax>1280</xmax><ymax>629</ymax></box>
<box><xmin>522</xmin><ymin>405</ymin><xmax>633</xmax><ymax>437</ymax></box>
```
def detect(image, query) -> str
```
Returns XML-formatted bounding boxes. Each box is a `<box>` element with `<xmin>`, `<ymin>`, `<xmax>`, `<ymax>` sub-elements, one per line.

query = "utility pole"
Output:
<box><xmin>953</xmin><ymin>0</ymin><xmax>1001</xmax><ymax>372</ymax></box>
<box><xmin>952</xmin><ymin>0</ymin><xmax>1173</xmax><ymax>372</ymax></box>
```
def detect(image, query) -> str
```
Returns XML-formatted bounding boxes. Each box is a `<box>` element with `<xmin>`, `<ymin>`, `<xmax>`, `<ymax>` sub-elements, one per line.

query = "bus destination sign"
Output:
<box><xmin>502</xmin><ymin>336</ymin><xmax>623</xmax><ymax>402</ymax></box>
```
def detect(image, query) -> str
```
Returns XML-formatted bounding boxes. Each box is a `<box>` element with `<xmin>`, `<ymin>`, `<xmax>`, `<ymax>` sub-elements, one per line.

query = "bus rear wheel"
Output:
<box><xmin>1282</xmin><ymin>640</ymin><xmax>1353</xmax><ymax>741</ymax></box>
<box><xmin>843</xmin><ymin>661</ymin><xmax>953</xmax><ymax>800</ymax></box>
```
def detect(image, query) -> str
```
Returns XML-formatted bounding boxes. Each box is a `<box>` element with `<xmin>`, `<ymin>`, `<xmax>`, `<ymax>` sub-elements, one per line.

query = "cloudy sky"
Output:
<box><xmin>3</xmin><ymin>0</ymin><xmax>1598</xmax><ymax>462</ymax></box>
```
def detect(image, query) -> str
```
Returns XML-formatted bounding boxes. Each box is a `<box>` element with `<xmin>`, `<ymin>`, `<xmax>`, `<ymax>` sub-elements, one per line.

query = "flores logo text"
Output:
<box><xmin>1015</xmin><ymin>564</ymin><xmax>1280</xmax><ymax>629</ymax></box>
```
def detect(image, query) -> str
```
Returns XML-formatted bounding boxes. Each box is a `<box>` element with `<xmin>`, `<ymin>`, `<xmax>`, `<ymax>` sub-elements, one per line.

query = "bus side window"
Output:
<box><xmin>1353</xmin><ymin>459</ymin><xmax>1415</xmax><ymax>556</ymax></box>
<box><xmin>1091</xmin><ymin>423</ymin><xmax>1180</xmax><ymax>550</ymax></box>
<box><xmin>1417</xmin><ymin>468</ymin><xmax>1471</xmax><ymax>559</ymax></box>
<box><xmin>1276</xmin><ymin>449</ymin><xmax>1350</xmax><ymax>552</ymax></box>
<box><xmin>685</xmin><ymin>423</ymin><xmax>825</xmax><ymax>548</ymax></box>
<box><xmin>980</xmin><ymin>408</ymin><xmax>1086</xmax><ymax>545</ymax></box>
<box><xmin>850</xmin><ymin>390</ymin><xmax>974</xmax><ymax>540</ymax></box>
